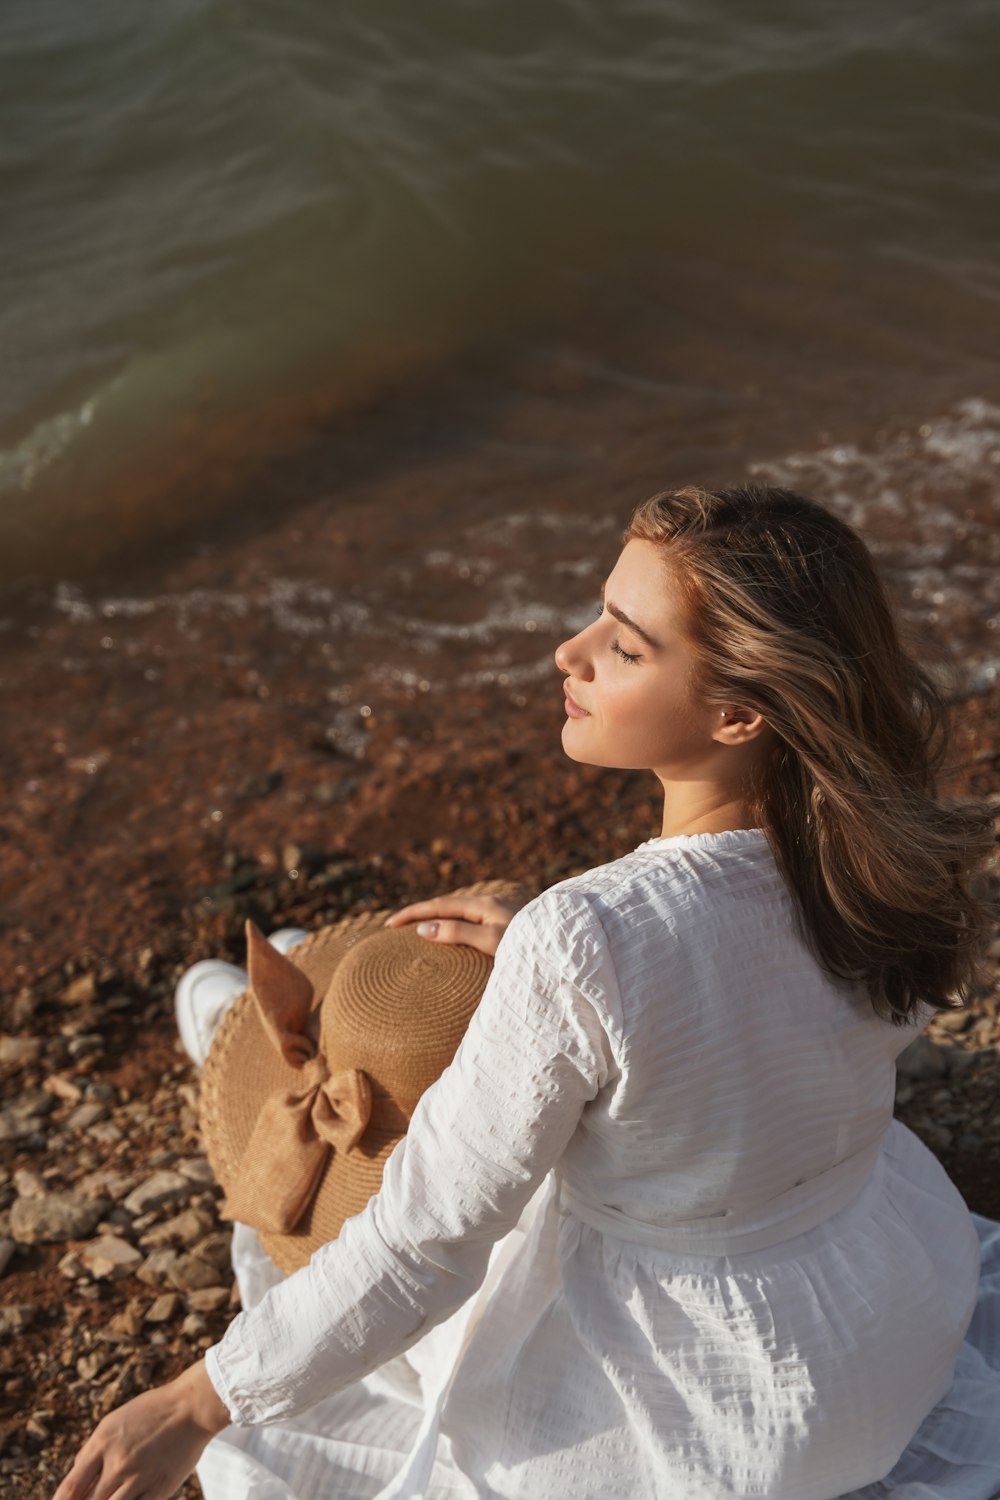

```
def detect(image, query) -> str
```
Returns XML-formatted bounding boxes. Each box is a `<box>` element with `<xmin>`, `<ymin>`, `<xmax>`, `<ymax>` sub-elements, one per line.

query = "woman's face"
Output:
<box><xmin>554</xmin><ymin>540</ymin><xmax>724</xmax><ymax>776</ymax></box>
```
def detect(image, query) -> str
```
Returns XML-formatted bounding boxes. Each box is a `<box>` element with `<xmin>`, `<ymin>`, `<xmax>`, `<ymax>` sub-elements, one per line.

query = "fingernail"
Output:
<box><xmin>416</xmin><ymin>922</ymin><xmax>438</xmax><ymax>939</ymax></box>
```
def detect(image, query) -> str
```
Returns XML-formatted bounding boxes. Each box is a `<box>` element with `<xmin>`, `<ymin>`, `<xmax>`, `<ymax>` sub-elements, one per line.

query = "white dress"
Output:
<box><xmin>199</xmin><ymin>830</ymin><xmax>1000</xmax><ymax>1499</ymax></box>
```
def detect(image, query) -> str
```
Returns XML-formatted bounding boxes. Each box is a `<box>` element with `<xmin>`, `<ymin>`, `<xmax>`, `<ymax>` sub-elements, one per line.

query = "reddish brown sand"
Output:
<box><xmin>0</xmin><ymin>328</ymin><xmax>997</xmax><ymax>1495</ymax></box>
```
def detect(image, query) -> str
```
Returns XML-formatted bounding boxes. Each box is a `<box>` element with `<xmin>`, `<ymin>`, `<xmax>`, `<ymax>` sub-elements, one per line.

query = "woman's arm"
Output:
<box><xmin>208</xmin><ymin>889</ymin><xmax>618</xmax><ymax>1424</ymax></box>
<box><xmin>52</xmin><ymin>1360</ymin><xmax>229</xmax><ymax>1500</ymax></box>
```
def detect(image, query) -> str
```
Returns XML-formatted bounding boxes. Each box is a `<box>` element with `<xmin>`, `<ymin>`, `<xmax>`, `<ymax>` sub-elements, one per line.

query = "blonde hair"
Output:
<box><xmin>625</xmin><ymin>484</ymin><xmax>994</xmax><ymax>1022</ymax></box>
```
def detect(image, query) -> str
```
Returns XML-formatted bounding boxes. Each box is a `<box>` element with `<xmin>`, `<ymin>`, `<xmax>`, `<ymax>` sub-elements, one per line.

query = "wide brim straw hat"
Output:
<box><xmin>200</xmin><ymin>881</ymin><xmax>526</xmax><ymax>1274</ymax></box>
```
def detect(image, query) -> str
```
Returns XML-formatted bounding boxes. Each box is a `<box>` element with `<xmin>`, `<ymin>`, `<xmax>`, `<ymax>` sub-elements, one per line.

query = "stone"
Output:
<box><xmin>191</xmin><ymin>1232</ymin><xmax>232</xmax><ymax>1273</ymax></box>
<box><xmin>44</xmin><ymin>1073</ymin><xmax>83</xmax><ymax>1104</ymax></box>
<box><xmin>10</xmin><ymin>1193</ymin><xmax>108</xmax><ymax>1245</ymax></box>
<box><xmin>76</xmin><ymin>1169</ymin><xmax>142</xmax><ymax>1202</ymax></box>
<box><xmin>185</xmin><ymin>1286</ymin><xmax>230</xmax><ymax>1313</ymax></box>
<box><xmin>0</xmin><ymin>1306</ymin><xmax>37</xmax><ymax>1335</ymax></box>
<box><xmin>181</xmin><ymin>1312</ymin><xmax>207</xmax><ymax>1337</ymax></box>
<box><xmin>145</xmin><ymin>1293</ymin><xmax>181</xmax><ymax>1324</ymax></box>
<box><xmin>136</xmin><ymin>1247</ymin><xmax>179</xmax><ymax>1287</ymax></box>
<box><xmin>87</xmin><ymin>1120</ymin><xmax>124</xmax><ymax>1146</ymax></box>
<box><xmin>123</xmin><ymin>1171</ymin><xmax>192</xmax><ymax>1217</ymax></box>
<box><xmin>107</xmin><ymin>1303</ymin><xmax>144</xmax><ymax>1338</ymax></box>
<box><xmin>167</xmin><ymin>1252</ymin><xmax>220</xmax><ymax>1293</ymax></box>
<box><xmin>76</xmin><ymin>1349</ymin><xmax>116</xmax><ymax>1382</ymax></box>
<box><xmin>139</xmin><ymin>1207</ymin><xmax>214</xmax><ymax>1250</ymax></box>
<box><xmin>78</xmin><ymin>1236</ymin><xmax>143</xmax><ymax>1281</ymax></box>
<box><xmin>0</xmin><ymin>1036</ymin><xmax>42</xmax><ymax>1067</ymax></box>
<box><xmin>12</xmin><ymin>1168</ymin><xmax>46</xmax><ymax>1199</ymax></box>
<box><xmin>0</xmin><ymin>1239</ymin><xmax>15</xmax><ymax>1278</ymax></box>
<box><xmin>177</xmin><ymin>1157</ymin><xmax>216</xmax><ymax>1189</ymax></box>
<box><xmin>25</xmin><ymin>1412</ymin><xmax>52</xmax><ymax>1442</ymax></box>
<box><xmin>896</xmin><ymin>1035</ymin><xmax>949</xmax><ymax>1081</ymax></box>
<box><xmin>98</xmin><ymin>1357</ymin><xmax>154</xmax><ymax>1416</ymax></box>
<box><xmin>58</xmin><ymin>1249</ymin><xmax>86</xmax><ymax>1280</ymax></box>
<box><xmin>65</xmin><ymin>1102</ymin><xmax>108</xmax><ymax>1132</ymax></box>
<box><xmin>62</xmin><ymin>973</ymin><xmax>96</xmax><ymax>1006</ymax></box>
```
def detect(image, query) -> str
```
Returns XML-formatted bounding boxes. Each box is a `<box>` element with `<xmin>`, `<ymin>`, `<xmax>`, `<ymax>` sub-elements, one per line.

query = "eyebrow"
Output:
<box><xmin>599</xmin><ymin>583</ymin><xmax>661</xmax><ymax>650</ymax></box>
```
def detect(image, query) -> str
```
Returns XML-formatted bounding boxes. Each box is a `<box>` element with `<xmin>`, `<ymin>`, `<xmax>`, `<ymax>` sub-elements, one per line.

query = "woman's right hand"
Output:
<box><xmin>385</xmin><ymin>892</ymin><xmax>527</xmax><ymax>958</ymax></box>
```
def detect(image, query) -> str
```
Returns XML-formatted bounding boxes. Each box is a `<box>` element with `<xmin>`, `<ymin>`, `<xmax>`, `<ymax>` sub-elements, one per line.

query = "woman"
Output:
<box><xmin>54</xmin><ymin>485</ymin><xmax>999</xmax><ymax>1500</ymax></box>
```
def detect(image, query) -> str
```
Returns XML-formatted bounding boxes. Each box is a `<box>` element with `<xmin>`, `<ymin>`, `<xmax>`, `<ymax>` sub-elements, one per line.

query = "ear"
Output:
<box><xmin>712</xmin><ymin>707</ymin><xmax>770</xmax><ymax>746</ymax></box>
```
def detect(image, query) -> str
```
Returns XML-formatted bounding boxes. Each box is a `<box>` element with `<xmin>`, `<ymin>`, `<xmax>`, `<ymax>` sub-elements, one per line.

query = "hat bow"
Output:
<box><xmin>223</xmin><ymin>922</ymin><xmax>373</xmax><ymax>1235</ymax></box>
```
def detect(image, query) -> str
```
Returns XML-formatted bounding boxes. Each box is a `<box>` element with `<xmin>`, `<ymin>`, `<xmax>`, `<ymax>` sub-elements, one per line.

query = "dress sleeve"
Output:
<box><xmin>205</xmin><ymin>889</ymin><xmax>618</xmax><ymax>1425</ymax></box>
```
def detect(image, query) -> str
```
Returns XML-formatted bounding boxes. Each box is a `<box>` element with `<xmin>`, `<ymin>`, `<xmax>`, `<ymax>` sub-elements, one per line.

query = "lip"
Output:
<box><xmin>563</xmin><ymin>686</ymin><xmax>591</xmax><ymax>719</ymax></box>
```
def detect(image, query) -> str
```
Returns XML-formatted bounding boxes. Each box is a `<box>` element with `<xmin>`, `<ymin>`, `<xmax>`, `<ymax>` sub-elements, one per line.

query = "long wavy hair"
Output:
<box><xmin>625</xmin><ymin>484</ymin><xmax>994</xmax><ymax>1022</ymax></box>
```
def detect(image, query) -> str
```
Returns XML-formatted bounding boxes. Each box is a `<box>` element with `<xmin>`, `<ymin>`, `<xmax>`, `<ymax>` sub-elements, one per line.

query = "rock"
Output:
<box><xmin>186</xmin><ymin>1286</ymin><xmax>230</xmax><ymax>1313</ymax></box>
<box><xmin>123</xmin><ymin>1171</ymin><xmax>191</xmax><ymax>1217</ymax></box>
<box><xmin>139</xmin><ymin>1207</ymin><xmax>214</xmax><ymax>1250</ymax></box>
<box><xmin>58</xmin><ymin>1249</ymin><xmax>86</xmax><ymax>1279</ymax></box>
<box><xmin>145</xmin><ymin>1293</ymin><xmax>181</xmax><ymax>1324</ymax></box>
<box><xmin>10</xmin><ymin>1193</ymin><xmax>108</xmax><ymax>1244</ymax></box>
<box><xmin>62</xmin><ymin>972</ymin><xmax>97</xmax><ymax>1006</ymax></box>
<box><xmin>25</xmin><ymin>1412</ymin><xmax>52</xmax><ymax>1443</ymax></box>
<box><xmin>12</xmin><ymin>1168</ymin><xmax>46</xmax><ymax>1199</ymax></box>
<box><xmin>107</xmin><ymin>1303</ymin><xmax>145</xmax><ymax>1338</ymax></box>
<box><xmin>896</xmin><ymin>1035</ymin><xmax>949</xmax><ymax>1081</ymax></box>
<box><xmin>65</xmin><ymin>1102</ymin><xmax>108</xmax><ymax>1132</ymax></box>
<box><xmin>0</xmin><ymin>1239</ymin><xmax>15</xmax><ymax>1278</ymax></box>
<box><xmin>76</xmin><ymin>1349</ymin><xmax>117</xmax><ymax>1382</ymax></box>
<box><xmin>76</xmin><ymin>1169</ymin><xmax>142</xmax><ymax>1202</ymax></box>
<box><xmin>181</xmin><ymin>1312</ymin><xmax>208</xmax><ymax>1337</ymax></box>
<box><xmin>136</xmin><ymin>1247</ymin><xmax>179</xmax><ymax>1287</ymax></box>
<box><xmin>87</xmin><ymin>1120</ymin><xmax>124</xmax><ymax>1146</ymax></box>
<box><xmin>0</xmin><ymin>1305</ymin><xmax>37</xmax><ymax>1335</ymax></box>
<box><xmin>191</xmin><ymin>1232</ymin><xmax>232</xmax><ymax>1273</ymax></box>
<box><xmin>0</xmin><ymin>1088</ymin><xmax>54</xmax><ymax>1141</ymax></box>
<box><xmin>98</xmin><ymin>1357</ymin><xmax>155</xmax><ymax>1416</ymax></box>
<box><xmin>167</xmin><ymin>1252</ymin><xmax>221</xmax><ymax>1293</ymax></box>
<box><xmin>44</xmin><ymin>1073</ymin><xmax>83</xmax><ymax>1104</ymax></box>
<box><xmin>78</xmin><ymin>1236</ymin><xmax>143</xmax><ymax>1281</ymax></box>
<box><xmin>177</xmin><ymin>1157</ymin><xmax>216</xmax><ymax>1189</ymax></box>
<box><xmin>0</xmin><ymin>1036</ymin><xmax>42</xmax><ymax>1067</ymax></box>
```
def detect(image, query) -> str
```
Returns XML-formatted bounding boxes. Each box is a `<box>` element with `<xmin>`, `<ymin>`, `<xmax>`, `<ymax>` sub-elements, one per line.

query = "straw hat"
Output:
<box><xmin>200</xmin><ymin>882</ymin><xmax>525</xmax><ymax>1273</ymax></box>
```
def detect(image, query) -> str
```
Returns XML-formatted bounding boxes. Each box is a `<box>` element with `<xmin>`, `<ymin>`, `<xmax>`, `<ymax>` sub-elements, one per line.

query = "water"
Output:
<box><xmin>3</xmin><ymin>0</ymin><xmax>1000</xmax><ymax>581</ymax></box>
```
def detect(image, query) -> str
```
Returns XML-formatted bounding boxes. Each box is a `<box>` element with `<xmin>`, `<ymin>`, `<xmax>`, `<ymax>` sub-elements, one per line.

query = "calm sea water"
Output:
<box><xmin>2</xmin><ymin>0</ymin><xmax>999</xmax><ymax>697</ymax></box>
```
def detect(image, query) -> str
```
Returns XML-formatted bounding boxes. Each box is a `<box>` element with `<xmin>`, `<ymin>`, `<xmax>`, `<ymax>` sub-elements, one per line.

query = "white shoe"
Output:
<box><xmin>266</xmin><ymin>927</ymin><xmax>309</xmax><ymax>956</ymax></box>
<box><xmin>175</xmin><ymin>960</ymin><xmax>248</xmax><ymax>1068</ymax></box>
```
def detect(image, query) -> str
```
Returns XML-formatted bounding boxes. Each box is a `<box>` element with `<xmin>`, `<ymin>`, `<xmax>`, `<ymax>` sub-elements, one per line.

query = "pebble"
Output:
<box><xmin>145</xmin><ymin>1293</ymin><xmax>181</xmax><ymax>1324</ymax></box>
<box><xmin>13</xmin><ymin>1168</ymin><xmax>46</xmax><ymax>1199</ymax></box>
<box><xmin>123</xmin><ymin>1170</ymin><xmax>192</xmax><ymax>1217</ymax></box>
<box><xmin>896</xmin><ymin>1035</ymin><xmax>950</xmax><ymax>1081</ymax></box>
<box><xmin>61</xmin><ymin>973</ymin><xmax>96</xmax><ymax>1006</ymax></box>
<box><xmin>0</xmin><ymin>1239</ymin><xmax>15</xmax><ymax>1278</ymax></box>
<box><xmin>168</xmin><ymin>1252</ymin><xmax>222</xmax><ymax>1293</ymax></box>
<box><xmin>177</xmin><ymin>1157</ymin><xmax>216</xmax><ymax>1189</ymax></box>
<box><xmin>11</xmin><ymin>1193</ymin><xmax>108</xmax><ymax>1245</ymax></box>
<box><xmin>65</xmin><ymin>1102</ymin><xmax>108</xmax><ymax>1132</ymax></box>
<box><xmin>139</xmin><ymin>1206</ymin><xmax>214</xmax><ymax>1250</ymax></box>
<box><xmin>78</xmin><ymin>1236</ymin><xmax>143</xmax><ymax>1281</ymax></box>
<box><xmin>0</xmin><ymin>1305</ymin><xmax>37</xmax><ymax>1335</ymax></box>
<box><xmin>186</xmin><ymin>1286</ymin><xmax>230</xmax><ymax>1313</ymax></box>
<box><xmin>76</xmin><ymin>1168</ymin><xmax>142</xmax><ymax>1202</ymax></box>
<box><xmin>136</xmin><ymin>1247</ymin><xmax>179</xmax><ymax>1287</ymax></box>
<box><xmin>0</xmin><ymin>1036</ymin><xmax>42</xmax><ymax>1067</ymax></box>
<box><xmin>44</xmin><ymin>1074</ymin><xmax>83</xmax><ymax>1104</ymax></box>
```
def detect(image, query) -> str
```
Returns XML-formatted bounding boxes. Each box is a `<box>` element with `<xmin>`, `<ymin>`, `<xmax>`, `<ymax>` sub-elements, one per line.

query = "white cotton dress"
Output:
<box><xmin>198</xmin><ymin>830</ymin><xmax>1000</xmax><ymax>1500</ymax></box>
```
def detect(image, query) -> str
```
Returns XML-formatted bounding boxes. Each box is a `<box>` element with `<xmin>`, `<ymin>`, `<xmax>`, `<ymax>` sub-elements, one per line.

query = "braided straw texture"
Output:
<box><xmin>199</xmin><ymin>880</ymin><xmax>528</xmax><ymax>1273</ymax></box>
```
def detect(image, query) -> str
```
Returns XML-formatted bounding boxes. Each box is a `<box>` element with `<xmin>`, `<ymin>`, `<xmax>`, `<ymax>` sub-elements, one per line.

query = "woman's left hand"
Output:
<box><xmin>385</xmin><ymin>892</ymin><xmax>527</xmax><ymax>958</ymax></box>
<box><xmin>52</xmin><ymin>1360</ymin><xmax>230</xmax><ymax>1500</ymax></box>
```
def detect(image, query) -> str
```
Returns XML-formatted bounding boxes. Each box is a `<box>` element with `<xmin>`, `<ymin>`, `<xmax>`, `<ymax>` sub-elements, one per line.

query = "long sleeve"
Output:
<box><xmin>205</xmin><ymin>889</ymin><xmax>619</xmax><ymax>1425</ymax></box>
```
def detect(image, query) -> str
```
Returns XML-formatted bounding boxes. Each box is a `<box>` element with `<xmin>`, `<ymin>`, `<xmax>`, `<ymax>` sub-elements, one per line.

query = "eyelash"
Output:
<box><xmin>596</xmin><ymin>605</ymin><xmax>641</xmax><ymax>665</ymax></box>
<box><xmin>610</xmin><ymin>639</ymin><xmax>641</xmax><ymax>665</ymax></box>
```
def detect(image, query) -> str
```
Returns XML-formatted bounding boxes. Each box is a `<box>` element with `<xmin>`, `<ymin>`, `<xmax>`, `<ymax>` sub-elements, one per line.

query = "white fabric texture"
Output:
<box><xmin>200</xmin><ymin>830</ymin><xmax>1000</xmax><ymax>1499</ymax></box>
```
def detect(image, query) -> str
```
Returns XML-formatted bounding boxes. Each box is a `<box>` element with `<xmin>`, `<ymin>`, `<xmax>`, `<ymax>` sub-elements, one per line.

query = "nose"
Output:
<box><xmin>554</xmin><ymin>625</ymin><xmax>593</xmax><ymax>679</ymax></box>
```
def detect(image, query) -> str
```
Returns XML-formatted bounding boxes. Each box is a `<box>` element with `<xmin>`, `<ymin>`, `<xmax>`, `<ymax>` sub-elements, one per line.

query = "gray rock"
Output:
<box><xmin>136</xmin><ymin>1247</ymin><xmax>179</xmax><ymax>1287</ymax></box>
<box><xmin>0</xmin><ymin>1305</ymin><xmax>37</xmax><ymax>1335</ymax></box>
<box><xmin>10</xmin><ymin>1193</ymin><xmax>108</xmax><ymax>1245</ymax></box>
<box><xmin>167</xmin><ymin>1252</ymin><xmax>221</xmax><ymax>1293</ymax></box>
<box><xmin>896</xmin><ymin>1035</ymin><xmax>949</xmax><ymax>1081</ymax></box>
<box><xmin>123</xmin><ymin>1171</ymin><xmax>191</xmax><ymax>1217</ymax></box>
<box><xmin>78</xmin><ymin>1236</ymin><xmax>143</xmax><ymax>1281</ymax></box>
<box><xmin>0</xmin><ymin>1036</ymin><xmax>42</xmax><ymax>1067</ymax></box>
<box><xmin>66</xmin><ymin>1102</ymin><xmax>108</xmax><ymax>1132</ymax></box>
<box><xmin>192</xmin><ymin>1232</ymin><xmax>232</xmax><ymax>1273</ymax></box>
<box><xmin>138</xmin><ymin>1207</ymin><xmax>214</xmax><ymax>1251</ymax></box>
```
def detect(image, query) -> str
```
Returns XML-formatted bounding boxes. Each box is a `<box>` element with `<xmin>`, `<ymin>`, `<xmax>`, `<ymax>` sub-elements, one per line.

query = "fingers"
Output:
<box><xmin>413</xmin><ymin>918</ymin><xmax>500</xmax><ymax>955</ymax></box>
<box><xmin>52</xmin><ymin>1448</ymin><xmax>101</xmax><ymax>1500</ymax></box>
<box><xmin>386</xmin><ymin>896</ymin><xmax>499</xmax><ymax>929</ymax></box>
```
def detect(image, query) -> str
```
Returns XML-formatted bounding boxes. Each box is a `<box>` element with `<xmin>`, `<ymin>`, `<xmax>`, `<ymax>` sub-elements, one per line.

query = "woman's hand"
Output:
<box><xmin>52</xmin><ymin>1359</ymin><xmax>230</xmax><ymax>1500</ymax></box>
<box><xmin>386</xmin><ymin>892</ymin><xmax>527</xmax><ymax>958</ymax></box>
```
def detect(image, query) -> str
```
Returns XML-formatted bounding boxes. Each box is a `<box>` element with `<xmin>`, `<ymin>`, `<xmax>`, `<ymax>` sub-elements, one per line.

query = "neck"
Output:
<box><xmin>658</xmin><ymin>788</ymin><xmax>758</xmax><ymax>839</ymax></box>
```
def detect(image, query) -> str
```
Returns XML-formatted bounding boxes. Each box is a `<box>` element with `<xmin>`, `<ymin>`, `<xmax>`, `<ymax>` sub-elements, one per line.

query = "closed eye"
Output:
<box><xmin>610</xmin><ymin>638</ymin><xmax>641</xmax><ymax>665</ymax></box>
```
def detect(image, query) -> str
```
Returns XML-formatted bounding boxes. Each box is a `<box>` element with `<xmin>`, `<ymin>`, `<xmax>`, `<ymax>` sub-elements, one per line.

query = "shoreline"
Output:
<box><xmin>1</xmin><ymin>311</ymin><xmax>999</xmax><ymax>1491</ymax></box>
